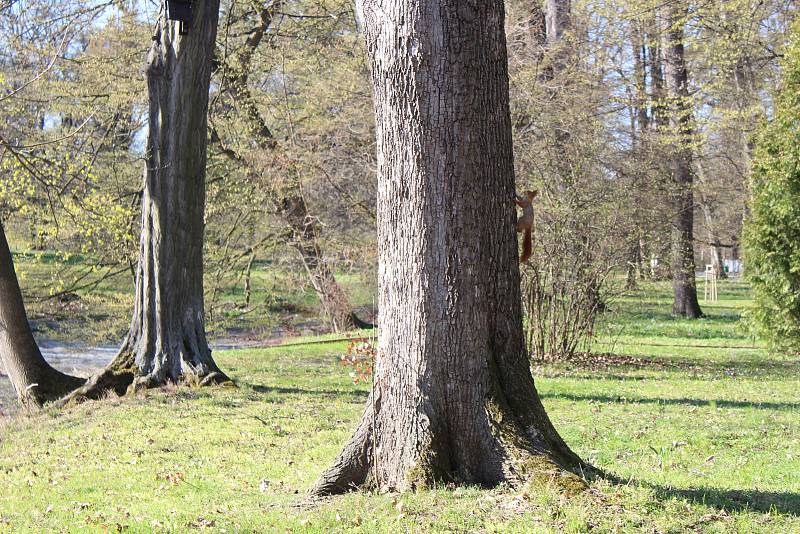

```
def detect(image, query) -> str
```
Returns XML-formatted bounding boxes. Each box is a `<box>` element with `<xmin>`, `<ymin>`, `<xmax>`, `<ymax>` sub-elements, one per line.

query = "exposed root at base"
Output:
<box><xmin>53</xmin><ymin>362</ymin><xmax>235</xmax><ymax>408</ymax></box>
<box><xmin>309</xmin><ymin>404</ymin><xmax>375</xmax><ymax>497</ymax></box>
<box><xmin>21</xmin><ymin>373</ymin><xmax>87</xmax><ymax>410</ymax></box>
<box><xmin>310</xmin><ymin>444</ymin><xmax>595</xmax><ymax>498</ymax></box>
<box><xmin>54</xmin><ymin>367</ymin><xmax>136</xmax><ymax>408</ymax></box>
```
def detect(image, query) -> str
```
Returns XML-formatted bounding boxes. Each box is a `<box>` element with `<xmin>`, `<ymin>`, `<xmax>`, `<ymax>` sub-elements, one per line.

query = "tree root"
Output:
<box><xmin>310</xmin><ymin>403</ymin><xmax>375</xmax><ymax>496</ymax></box>
<box><xmin>310</xmin><ymin>393</ymin><xmax>603</xmax><ymax>498</ymax></box>
<box><xmin>53</xmin><ymin>354</ymin><xmax>235</xmax><ymax>408</ymax></box>
<box><xmin>22</xmin><ymin>371</ymin><xmax>87</xmax><ymax>409</ymax></box>
<box><xmin>310</xmin><ymin>427</ymin><xmax>594</xmax><ymax>498</ymax></box>
<box><xmin>53</xmin><ymin>367</ymin><xmax>136</xmax><ymax>408</ymax></box>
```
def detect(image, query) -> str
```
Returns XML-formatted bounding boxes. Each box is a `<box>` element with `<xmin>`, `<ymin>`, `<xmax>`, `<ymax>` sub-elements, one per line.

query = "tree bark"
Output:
<box><xmin>697</xmin><ymin>181</ymin><xmax>728</xmax><ymax>280</ymax></box>
<box><xmin>311</xmin><ymin>0</ymin><xmax>589</xmax><ymax>496</ymax></box>
<box><xmin>648</xmin><ymin>14</ymin><xmax>666</xmax><ymax>131</ymax></box>
<box><xmin>625</xmin><ymin>23</ymin><xmax>648</xmax><ymax>291</ymax></box>
<box><xmin>79</xmin><ymin>0</ymin><xmax>229</xmax><ymax>394</ymax></box>
<box><xmin>540</xmin><ymin>0</ymin><xmax>571</xmax><ymax>80</ymax></box>
<box><xmin>545</xmin><ymin>0</ymin><xmax>571</xmax><ymax>47</ymax></box>
<box><xmin>662</xmin><ymin>1</ymin><xmax>702</xmax><ymax>318</ymax></box>
<box><xmin>0</xmin><ymin>222</ymin><xmax>84</xmax><ymax>407</ymax></box>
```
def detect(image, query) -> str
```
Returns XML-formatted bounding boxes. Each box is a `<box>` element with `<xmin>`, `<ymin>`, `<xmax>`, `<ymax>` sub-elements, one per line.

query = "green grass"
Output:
<box><xmin>1</xmin><ymin>280</ymin><xmax>799</xmax><ymax>532</ymax></box>
<box><xmin>10</xmin><ymin>248</ymin><xmax>376</xmax><ymax>345</ymax></box>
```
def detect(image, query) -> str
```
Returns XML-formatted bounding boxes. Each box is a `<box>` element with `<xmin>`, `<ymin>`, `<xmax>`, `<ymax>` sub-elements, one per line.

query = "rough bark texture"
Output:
<box><xmin>663</xmin><ymin>2</ymin><xmax>702</xmax><ymax>318</ymax></box>
<box><xmin>311</xmin><ymin>0</ymin><xmax>589</xmax><ymax>496</ymax></box>
<box><xmin>0</xmin><ymin>222</ymin><xmax>84</xmax><ymax>407</ymax></box>
<box><xmin>97</xmin><ymin>0</ymin><xmax>228</xmax><ymax>390</ymax></box>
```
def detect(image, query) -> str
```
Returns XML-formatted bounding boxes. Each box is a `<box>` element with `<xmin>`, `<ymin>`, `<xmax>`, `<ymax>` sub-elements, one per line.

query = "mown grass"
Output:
<box><xmin>1</xmin><ymin>279</ymin><xmax>799</xmax><ymax>532</ymax></box>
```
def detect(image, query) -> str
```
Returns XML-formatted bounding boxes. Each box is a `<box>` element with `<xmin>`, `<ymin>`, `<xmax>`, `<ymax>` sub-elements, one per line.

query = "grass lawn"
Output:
<box><xmin>0</xmin><ymin>280</ymin><xmax>798</xmax><ymax>532</ymax></box>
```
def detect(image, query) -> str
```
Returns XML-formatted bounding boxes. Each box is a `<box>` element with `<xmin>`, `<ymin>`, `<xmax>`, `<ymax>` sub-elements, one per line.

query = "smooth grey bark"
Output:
<box><xmin>540</xmin><ymin>0</ymin><xmax>571</xmax><ymax>80</ymax></box>
<box><xmin>311</xmin><ymin>0</ymin><xmax>589</xmax><ymax>496</ymax></box>
<box><xmin>663</xmin><ymin>1</ymin><xmax>702</xmax><ymax>318</ymax></box>
<box><xmin>73</xmin><ymin>0</ymin><xmax>229</xmax><ymax>396</ymax></box>
<box><xmin>0</xmin><ymin>222</ymin><xmax>84</xmax><ymax>407</ymax></box>
<box><xmin>545</xmin><ymin>0</ymin><xmax>571</xmax><ymax>47</ymax></box>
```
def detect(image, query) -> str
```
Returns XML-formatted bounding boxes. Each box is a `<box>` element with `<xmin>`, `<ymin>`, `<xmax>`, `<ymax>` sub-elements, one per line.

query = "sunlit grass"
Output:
<box><xmin>0</xmin><ymin>280</ymin><xmax>798</xmax><ymax>532</ymax></box>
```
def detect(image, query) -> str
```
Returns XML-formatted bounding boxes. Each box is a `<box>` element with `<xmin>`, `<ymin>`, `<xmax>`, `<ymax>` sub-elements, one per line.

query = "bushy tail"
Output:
<box><xmin>520</xmin><ymin>229</ymin><xmax>532</xmax><ymax>263</ymax></box>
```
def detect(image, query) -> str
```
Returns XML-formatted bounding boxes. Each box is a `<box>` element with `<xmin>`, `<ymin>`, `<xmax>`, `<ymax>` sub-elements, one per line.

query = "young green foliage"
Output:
<box><xmin>744</xmin><ymin>21</ymin><xmax>800</xmax><ymax>351</ymax></box>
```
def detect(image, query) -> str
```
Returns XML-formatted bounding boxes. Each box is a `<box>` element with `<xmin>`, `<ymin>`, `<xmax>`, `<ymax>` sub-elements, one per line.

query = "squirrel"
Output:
<box><xmin>515</xmin><ymin>190</ymin><xmax>538</xmax><ymax>264</ymax></box>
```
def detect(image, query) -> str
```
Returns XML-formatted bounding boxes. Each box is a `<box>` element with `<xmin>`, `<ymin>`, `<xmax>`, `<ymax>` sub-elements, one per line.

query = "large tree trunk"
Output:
<box><xmin>662</xmin><ymin>2</ymin><xmax>702</xmax><ymax>318</ymax></box>
<box><xmin>75</xmin><ymin>0</ymin><xmax>229</xmax><ymax>396</ymax></box>
<box><xmin>311</xmin><ymin>0</ymin><xmax>589</xmax><ymax>496</ymax></box>
<box><xmin>0</xmin><ymin>222</ymin><xmax>84</xmax><ymax>407</ymax></box>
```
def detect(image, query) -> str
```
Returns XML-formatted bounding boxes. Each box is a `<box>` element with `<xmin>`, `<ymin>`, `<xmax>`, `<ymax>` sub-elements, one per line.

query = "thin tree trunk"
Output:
<box><xmin>626</xmin><ymin>23</ymin><xmax>648</xmax><ymax>291</ymax></box>
<box><xmin>541</xmin><ymin>0</ymin><xmax>571</xmax><ymax>80</ymax></box>
<box><xmin>70</xmin><ymin>0</ymin><xmax>229</xmax><ymax>398</ymax></box>
<box><xmin>662</xmin><ymin>1</ymin><xmax>702</xmax><ymax>318</ymax></box>
<box><xmin>280</xmin><ymin>195</ymin><xmax>370</xmax><ymax>331</ymax></box>
<box><xmin>648</xmin><ymin>13</ymin><xmax>666</xmax><ymax>131</ymax></box>
<box><xmin>215</xmin><ymin>2</ymin><xmax>367</xmax><ymax>332</ymax></box>
<box><xmin>311</xmin><ymin>0</ymin><xmax>590</xmax><ymax>496</ymax></box>
<box><xmin>546</xmin><ymin>0</ymin><xmax>571</xmax><ymax>47</ymax></box>
<box><xmin>625</xmin><ymin>240</ymin><xmax>640</xmax><ymax>290</ymax></box>
<box><xmin>0</xmin><ymin>222</ymin><xmax>84</xmax><ymax>407</ymax></box>
<box><xmin>632</xmin><ymin>23</ymin><xmax>650</xmax><ymax>134</ymax></box>
<box><xmin>697</xmin><ymin>182</ymin><xmax>728</xmax><ymax>280</ymax></box>
<box><xmin>243</xmin><ymin>251</ymin><xmax>255</xmax><ymax>309</ymax></box>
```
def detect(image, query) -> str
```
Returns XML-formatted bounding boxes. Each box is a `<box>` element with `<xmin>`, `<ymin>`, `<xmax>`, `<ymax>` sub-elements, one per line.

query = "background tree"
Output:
<box><xmin>312</xmin><ymin>0</ymin><xmax>588</xmax><ymax>495</ymax></box>
<box><xmin>0</xmin><ymin>0</ymin><xmax>793</xmax><ymax>351</ymax></box>
<box><xmin>744</xmin><ymin>21</ymin><xmax>800</xmax><ymax>352</ymax></box>
<box><xmin>662</xmin><ymin>0</ymin><xmax>702</xmax><ymax>318</ymax></box>
<box><xmin>209</xmin><ymin>0</ymin><xmax>373</xmax><ymax>332</ymax></box>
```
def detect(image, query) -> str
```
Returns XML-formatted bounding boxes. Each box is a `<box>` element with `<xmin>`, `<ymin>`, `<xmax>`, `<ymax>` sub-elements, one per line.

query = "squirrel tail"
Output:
<box><xmin>520</xmin><ymin>229</ymin><xmax>532</xmax><ymax>263</ymax></box>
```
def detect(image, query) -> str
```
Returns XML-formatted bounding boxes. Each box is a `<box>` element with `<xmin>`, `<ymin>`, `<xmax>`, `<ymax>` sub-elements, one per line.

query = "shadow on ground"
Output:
<box><xmin>541</xmin><ymin>392</ymin><xmax>800</xmax><ymax>411</ymax></box>
<box><xmin>651</xmin><ymin>484</ymin><xmax>800</xmax><ymax>516</ymax></box>
<box><xmin>248</xmin><ymin>384</ymin><xmax>368</xmax><ymax>400</ymax></box>
<box><xmin>244</xmin><ymin>381</ymin><xmax>800</xmax><ymax>516</ymax></box>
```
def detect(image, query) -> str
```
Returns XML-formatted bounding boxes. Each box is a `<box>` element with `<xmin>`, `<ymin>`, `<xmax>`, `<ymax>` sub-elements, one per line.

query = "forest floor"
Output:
<box><xmin>0</xmin><ymin>280</ymin><xmax>799</xmax><ymax>532</ymax></box>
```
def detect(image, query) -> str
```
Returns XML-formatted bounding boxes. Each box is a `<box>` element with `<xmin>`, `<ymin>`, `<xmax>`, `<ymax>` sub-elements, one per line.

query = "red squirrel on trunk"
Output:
<box><xmin>515</xmin><ymin>190</ymin><xmax>537</xmax><ymax>263</ymax></box>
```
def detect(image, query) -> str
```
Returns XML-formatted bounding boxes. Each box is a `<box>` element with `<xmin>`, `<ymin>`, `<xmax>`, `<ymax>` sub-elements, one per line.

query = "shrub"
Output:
<box><xmin>743</xmin><ymin>22</ymin><xmax>800</xmax><ymax>351</ymax></box>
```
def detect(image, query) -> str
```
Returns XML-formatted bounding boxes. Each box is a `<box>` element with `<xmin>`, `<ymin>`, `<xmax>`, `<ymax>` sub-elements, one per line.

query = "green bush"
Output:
<box><xmin>743</xmin><ymin>22</ymin><xmax>800</xmax><ymax>351</ymax></box>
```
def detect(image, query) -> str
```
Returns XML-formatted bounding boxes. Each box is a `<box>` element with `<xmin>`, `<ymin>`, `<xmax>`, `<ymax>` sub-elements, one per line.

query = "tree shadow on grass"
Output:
<box><xmin>545</xmin><ymin>356</ymin><xmax>799</xmax><ymax>381</ymax></box>
<box><xmin>649</xmin><ymin>483</ymin><xmax>800</xmax><ymax>516</ymax></box>
<box><xmin>248</xmin><ymin>384</ymin><xmax>368</xmax><ymax>400</ymax></box>
<box><xmin>541</xmin><ymin>392</ymin><xmax>800</xmax><ymax>411</ymax></box>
